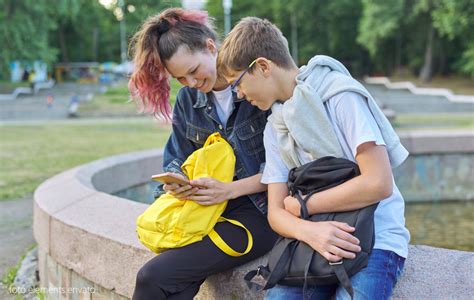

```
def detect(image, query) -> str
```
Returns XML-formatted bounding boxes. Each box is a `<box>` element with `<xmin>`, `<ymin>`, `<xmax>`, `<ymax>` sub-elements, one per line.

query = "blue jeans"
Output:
<box><xmin>265</xmin><ymin>249</ymin><xmax>405</xmax><ymax>300</ymax></box>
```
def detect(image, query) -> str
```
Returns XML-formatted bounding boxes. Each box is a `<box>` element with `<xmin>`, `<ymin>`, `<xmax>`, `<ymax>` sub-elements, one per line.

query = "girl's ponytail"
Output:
<box><xmin>129</xmin><ymin>8</ymin><xmax>215</xmax><ymax>118</ymax></box>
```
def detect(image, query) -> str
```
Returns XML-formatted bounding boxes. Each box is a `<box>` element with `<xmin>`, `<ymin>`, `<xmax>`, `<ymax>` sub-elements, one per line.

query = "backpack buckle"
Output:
<box><xmin>329</xmin><ymin>260</ymin><xmax>343</xmax><ymax>265</ymax></box>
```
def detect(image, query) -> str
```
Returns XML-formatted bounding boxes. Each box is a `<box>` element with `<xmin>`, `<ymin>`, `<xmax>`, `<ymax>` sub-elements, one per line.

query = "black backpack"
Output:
<box><xmin>245</xmin><ymin>156</ymin><xmax>378</xmax><ymax>299</ymax></box>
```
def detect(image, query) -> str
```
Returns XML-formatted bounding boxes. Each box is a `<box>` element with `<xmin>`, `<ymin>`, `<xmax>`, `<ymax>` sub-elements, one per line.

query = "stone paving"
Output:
<box><xmin>365</xmin><ymin>84</ymin><xmax>474</xmax><ymax>113</ymax></box>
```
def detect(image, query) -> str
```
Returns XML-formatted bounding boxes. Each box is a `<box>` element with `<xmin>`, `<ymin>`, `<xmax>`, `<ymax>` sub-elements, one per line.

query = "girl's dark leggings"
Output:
<box><xmin>132</xmin><ymin>196</ymin><xmax>278</xmax><ymax>300</ymax></box>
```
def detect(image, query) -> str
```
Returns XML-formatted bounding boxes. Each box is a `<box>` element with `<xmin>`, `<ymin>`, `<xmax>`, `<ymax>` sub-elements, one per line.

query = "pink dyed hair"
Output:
<box><xmin>128</xmin><ymin>8</ymin><xmax>213</xmax><ymax>118</ymax></box>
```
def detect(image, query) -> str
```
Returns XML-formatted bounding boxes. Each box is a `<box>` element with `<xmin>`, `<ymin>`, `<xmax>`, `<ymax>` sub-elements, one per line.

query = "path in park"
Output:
<box><xmin>365</xmin><ymin>84</ymin><xmax>474</xmax><ymax>113</ymax></box>
<box><xmin>1</xmin><ymin>83</ymin><xmax>472</xmax><ymax>124</ymax></box>
<box><xmin>0</xmin><ymin>197</ymin><xmax>35</xmax><ymax>300</ymax></box>
<box><xmin>0</xmin><ymin>83</ymin><xmax>106</xmax><ymax>122</ymax></box>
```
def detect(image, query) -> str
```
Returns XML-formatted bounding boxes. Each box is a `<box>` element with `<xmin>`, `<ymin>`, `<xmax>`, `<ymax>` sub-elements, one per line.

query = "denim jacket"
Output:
<box><xmin>159</xmin><ymin>87</ymin><xmax>269</xmax><ymax>214</ymax></box>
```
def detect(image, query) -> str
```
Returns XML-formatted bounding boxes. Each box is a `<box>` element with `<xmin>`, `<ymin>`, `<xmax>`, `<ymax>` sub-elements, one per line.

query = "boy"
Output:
<box><xmin>218</xmin><ymin>17</ymin><xmax>409</xmax><ymax>299</ymax></box>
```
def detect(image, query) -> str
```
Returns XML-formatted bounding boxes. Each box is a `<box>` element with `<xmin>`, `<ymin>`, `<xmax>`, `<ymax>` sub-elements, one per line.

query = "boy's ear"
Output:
<box><xmin>206</xmin><ymin>39</ymin><xmax>217</xmax><ymax>55</ymax></box>
<box><xmin>255</xmin><ymin>58</ymin><xmax>272</xmax><ymax>77</ymax></box>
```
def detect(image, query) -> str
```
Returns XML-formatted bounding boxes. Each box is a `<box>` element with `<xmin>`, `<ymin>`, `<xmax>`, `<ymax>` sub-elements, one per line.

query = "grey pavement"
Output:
<box><xmin>0</xmin><ymin>83</ymin><xmax>107</xmax><ymax>122</ymax></box>
<box><xmin>364</xmin><ymin>84</ymin><xmax>474</xmax><ymax>113</ymax></box>
<box><xmin>0</xmin><ymin>197</ymin><xmax>35</xmax><ymax>299</ymax></box>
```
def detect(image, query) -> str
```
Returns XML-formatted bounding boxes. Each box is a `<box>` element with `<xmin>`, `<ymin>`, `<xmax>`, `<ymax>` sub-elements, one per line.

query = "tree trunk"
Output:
<box><xmin>290</xmin><ymin>14</ymin><xmax>299</xmax><ymax>65</ymax></box>
<box><xmin>58</xmin><ymin>23</ymin><xmax>69</xmax><ymax>63</ymax></box>
<box><xmin>92</xmin><ymin>28</ymin><xmax>99</xmax><ymax>62</ymax></box>
<box><xmin>395</xmin><ymin>30</ymin><xmax>402</xmax><ymax>74</ymax></box>
<box><xmin>419</xmin><ymin>24</ymin><xmax>434</xmax><ymax>83</ymax></box>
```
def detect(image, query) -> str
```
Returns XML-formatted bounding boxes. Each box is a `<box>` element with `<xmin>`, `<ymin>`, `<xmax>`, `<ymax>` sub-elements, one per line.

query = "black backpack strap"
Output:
<box><xmin>244</xmin><ymin>240</ymin><xmax>298</xmax><ymax>292</ymax></box>
<box><xmin>331</xmin><ymin>261</ymin><xmax>354</xmax><ymax>299</ymax></box>
<box><xmin>298</xmin><ymin>189</ymin><xmax>355</xmax><ymax>299</ymax></box>
<box><xmin>263</xmin><ymin>239</ymin><xmax>299</xmax><ymax>289</ymax></box>
<box><xmin>295</xmin><ymin>192</ymin><xmax>309</xmax><ymax>219</ymax></box>
<box><xmin>302</xmin><ymin>250</ymin><xmax>315</xmax><ymax>300</ymax></box>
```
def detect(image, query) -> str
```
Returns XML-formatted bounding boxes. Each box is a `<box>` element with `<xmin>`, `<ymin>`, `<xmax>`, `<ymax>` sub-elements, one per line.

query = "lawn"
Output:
<box><xmin>0</xmin><ymin>119</ymin><xmax>171</xmax><ymax>201</ymax></box>
<box><xmin>0</xmin><ymin>81</ymin><xmax>29</xmax><ymax>94</ymax></box>
<box><xmin>394</xmin><ymin>113</ymin><xmax>474</xmax><ymax>130</ymax></box>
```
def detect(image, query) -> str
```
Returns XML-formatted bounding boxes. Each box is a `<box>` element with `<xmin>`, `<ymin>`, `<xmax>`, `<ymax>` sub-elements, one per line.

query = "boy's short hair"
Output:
<box><xmin>218</xmin><ymin>17</ymin><xmax>295</xmax><ymax>77</ymax></box>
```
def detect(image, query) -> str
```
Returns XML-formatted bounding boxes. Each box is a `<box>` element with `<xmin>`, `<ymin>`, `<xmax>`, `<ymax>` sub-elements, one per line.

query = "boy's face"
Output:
<box><xmin>224</xmin><ymin>60</ymin><xmax>276</xmax><ymax>111</ymax></box>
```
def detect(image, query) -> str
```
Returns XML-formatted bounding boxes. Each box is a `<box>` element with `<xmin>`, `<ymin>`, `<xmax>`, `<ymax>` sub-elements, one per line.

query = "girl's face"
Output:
<box><xmin>165</xmin><ymin>39</ymin><xmax>218</xmax><ymax>93</ymax></box>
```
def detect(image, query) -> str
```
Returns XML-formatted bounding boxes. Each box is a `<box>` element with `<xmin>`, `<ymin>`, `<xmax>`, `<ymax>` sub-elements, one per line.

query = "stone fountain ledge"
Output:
<box><xmin>34</xmin><ymin>132</ymin><xmax>474</xmax><ymax>299</ymax></box>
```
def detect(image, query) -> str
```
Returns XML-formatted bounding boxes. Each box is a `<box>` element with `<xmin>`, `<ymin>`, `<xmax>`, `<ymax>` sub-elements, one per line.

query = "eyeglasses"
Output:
<box><xmin>230</xmin><ymin>59</ymin><xmax>257</xmax><ymax>93</ymax></box>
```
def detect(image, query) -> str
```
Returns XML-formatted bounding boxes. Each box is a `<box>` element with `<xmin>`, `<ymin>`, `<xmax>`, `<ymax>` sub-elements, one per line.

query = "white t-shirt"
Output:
<box><xmin>262</xmin><ymin>91</ymin><xmax>410</xmax><ymax>258</ymax></box>
<box><xmin>212</xmin><ymin>86</ymin><xmax>233</xmax><ymax>127</ymax></box>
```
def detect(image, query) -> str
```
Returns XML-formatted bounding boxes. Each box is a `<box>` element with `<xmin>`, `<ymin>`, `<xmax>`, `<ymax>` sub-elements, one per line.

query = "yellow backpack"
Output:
<box><xmin>136</xmin><ymin>133</ymin><xmax>253</xmax><ymax>256</ymax></box>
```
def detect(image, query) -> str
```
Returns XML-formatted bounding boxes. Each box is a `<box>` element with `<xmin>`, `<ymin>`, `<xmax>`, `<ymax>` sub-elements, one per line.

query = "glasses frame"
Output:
<box><xmin>230</xmin><ymin>59</ymin><xmax>257</xmax><ymax>93</ymax></box>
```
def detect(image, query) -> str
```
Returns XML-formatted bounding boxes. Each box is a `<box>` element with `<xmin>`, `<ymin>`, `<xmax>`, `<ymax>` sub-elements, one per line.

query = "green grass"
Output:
<box><xmin>394</xmin><ymin>113</ymin><xmax>474</xmax><ymax>130</ymax></box>
<box><xmin>1</xmin><ymin>244</ymin><xmax>37</xmax><ymax>295</ymax></box>
<box><xmin>0</xmin><ymin>119</ymin><xmax>171</xmax><ymax>201</ymax></box>
<box><xmin>79</xmin><ymin>79</ymin><xmax>182</xmax><ymax>117</ymax></box>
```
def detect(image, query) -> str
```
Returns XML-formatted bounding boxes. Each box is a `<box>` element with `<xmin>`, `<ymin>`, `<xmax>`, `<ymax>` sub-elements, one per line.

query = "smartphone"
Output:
<box><xmin>151</xmin><ymin>172</ymin><xmax>190</xmax><ymax>186</ymax></box>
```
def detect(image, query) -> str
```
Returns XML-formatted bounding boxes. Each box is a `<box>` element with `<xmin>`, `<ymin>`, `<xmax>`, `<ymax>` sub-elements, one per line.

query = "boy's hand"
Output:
<box><xmin>298</xmin><ymin>221</ymin><xmax>361</xmax><ymax>262</ymax></box>
<box><xmin>283</xmin><ymin>195</ymin><xmax>301</xmax><ymax>217</ymax></box>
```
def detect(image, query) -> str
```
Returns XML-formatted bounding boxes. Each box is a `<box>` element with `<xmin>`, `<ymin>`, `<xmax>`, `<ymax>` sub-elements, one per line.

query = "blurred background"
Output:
<box><xmin>1</xmin><ymin>0</ymin><xmax>473</xmax><ymax>84</ymax></box>
<box><xmin>0</xmin><ymin>0</ymin><xmax>473</xmax><ymax>298</ymax></box>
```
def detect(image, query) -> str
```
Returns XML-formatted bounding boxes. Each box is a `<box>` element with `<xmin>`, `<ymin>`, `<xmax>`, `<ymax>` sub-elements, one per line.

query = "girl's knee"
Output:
<box><xmin>133</xmin><ymin>263</ymin><xmax>170</xmax><ymax>300</ymax></box>
<box><xmin>136</xmin><ymin>261</ymin><xmax>168</xmax><ymax>288</ymax></box>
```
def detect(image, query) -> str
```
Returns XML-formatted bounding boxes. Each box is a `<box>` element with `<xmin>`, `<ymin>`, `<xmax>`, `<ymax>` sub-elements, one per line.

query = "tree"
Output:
<box><xmin>207</xmin><ymin>0</ymin><xmax>368</xmax><ymax>75</ymax></box>
<box><xmin>432</xmin><ymin>0</ymin><xmax>474</xmax><ymax>77</ymax></box>
<box><xmin>0</xmin><ymin>0</ymin><xmax>57</xmax><ymax>79</ymax></box>
<box><xmin>358</xmin><ymin>0</ymin><xmax>474</xmax><ymax>80</ymax></box>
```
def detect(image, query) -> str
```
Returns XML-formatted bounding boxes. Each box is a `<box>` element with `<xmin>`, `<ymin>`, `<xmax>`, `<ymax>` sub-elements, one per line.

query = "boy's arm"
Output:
<box><xmin>268</xmin><ymin>182</ymin><xmax>361</xmax><ymax>262</ymax></box>
<box><xmin>285</xmin><ymin>142</ymin><xmax>393</xmax><ymax>216</ymax></box>
<box><xmin>285</xmin><ymin>92</ymin><xmax>395</xmax><ymax>216</ymax></box>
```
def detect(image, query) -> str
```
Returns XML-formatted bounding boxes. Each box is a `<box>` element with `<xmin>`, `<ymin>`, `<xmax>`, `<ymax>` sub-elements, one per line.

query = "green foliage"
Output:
<box><xmin>357</xmin><ymin>0</ymin><xmax>474</xmax><ymax>77</ymax></box>
<box><xmin>457</xmin><ymin>43</ymin><xmax>474</xmax><ymax>77</ymax></box>
<box><xmin>1</xmin><ymin>0</ymin><xmax>472</xmax><ymax>79</ymax></box>
<box><xmin>432</xmin><ymin>0</ymin><xmax>474</xmax><ymax>76</ymax></box>
<box><xmin>209</xmin><ymin>0</ymin><xmax>473</xmax><ymax>78</ymax></box>
<box><xmin>0</xmin><ymin>0</ymin><xmax>58</xmax><ymax>79</ymax></box>
<box><xmin>357</xmin><ymin>0</ymin><xmax>404</xmax><ymax>57</ymax></box>
<box><xmin>208</xmin><ymin>0</ymin><xmax>369</xmax><ymax>74</ymax></box>
<box><xmin>1</xmin><ymin>244</ymin><xmax>37</xmax><ymax>293</ymax></box>
<box><xmin>0</xmin><ymin>0</ymin><xmax>180</xmax><ymax>79</ymax></box>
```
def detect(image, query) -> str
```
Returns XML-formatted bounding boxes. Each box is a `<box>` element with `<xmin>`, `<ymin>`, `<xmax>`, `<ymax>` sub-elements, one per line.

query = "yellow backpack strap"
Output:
<box><xmin>208</xmin><ymin>217</ymin><xmax>253</xmax><ymax>257</ymax></box>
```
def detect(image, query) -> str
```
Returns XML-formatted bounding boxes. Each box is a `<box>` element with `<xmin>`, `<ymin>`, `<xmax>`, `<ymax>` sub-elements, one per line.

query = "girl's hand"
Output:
<box><xmin>162</xmin><ymin>174</ymin><xmax>199</xmax><ymax>200</ymax></box>
<box><xmin>163</xmin><ymin>183</ymin><xmax>199</xmax><ymax>199</ymax></box>
<box><xmin>298</xmin><ymin>221</ymin><xmax>361</xmax><ymax>262</ymax></box>
<box><xmin>187</xmin><ymin>177</ymin><xmax>234</xmax><ymax>205</ymax></box>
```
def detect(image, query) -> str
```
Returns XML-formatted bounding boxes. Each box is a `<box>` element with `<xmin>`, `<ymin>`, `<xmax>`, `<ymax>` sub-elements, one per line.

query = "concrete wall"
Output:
<box><xmin>396</xmin><ymin>131</ymin><xmax>474</xmax><ymax>201</ymax></box>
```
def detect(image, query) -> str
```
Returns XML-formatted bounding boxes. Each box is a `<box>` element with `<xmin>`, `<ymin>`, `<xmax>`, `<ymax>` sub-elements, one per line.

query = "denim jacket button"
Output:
<box><xmin>207</xmin><ymin>106</ymin><xmax>212</xmax><ymax>110</ymax></box>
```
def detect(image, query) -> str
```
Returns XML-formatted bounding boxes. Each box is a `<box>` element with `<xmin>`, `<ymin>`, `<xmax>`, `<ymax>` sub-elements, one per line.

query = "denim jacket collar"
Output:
<box><xmin>193</xmin><ymin>90</ymin><xmax>245</xmax><ymax>109</ymax></box>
